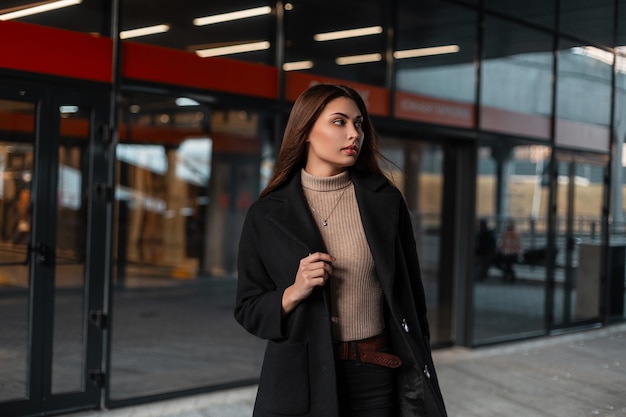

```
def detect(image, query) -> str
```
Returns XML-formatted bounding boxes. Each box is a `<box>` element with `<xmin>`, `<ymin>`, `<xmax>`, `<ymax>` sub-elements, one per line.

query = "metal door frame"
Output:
<box><xmin>0</xmin><ymin>79</ymin><xmax>111</xmax><ymax>416</ymax></box>
<box><xmin>547</xmin><ymin>149</ymin><xmax>609</xmax><ymax>332</ymax></box>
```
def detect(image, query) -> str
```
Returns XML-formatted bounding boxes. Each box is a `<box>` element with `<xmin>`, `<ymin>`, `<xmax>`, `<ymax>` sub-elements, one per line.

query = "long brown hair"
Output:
<box><xmin>260</xmin><ymin>84</ymin><xmax>386</xmax><ymax>198</ymax></box>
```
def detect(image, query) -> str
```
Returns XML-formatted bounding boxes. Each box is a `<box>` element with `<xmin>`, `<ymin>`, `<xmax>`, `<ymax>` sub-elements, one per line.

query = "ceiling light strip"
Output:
<box><xmin>120</xmin><ymin>24</ymin><xmax>170</xmax><ymax>40</ymax></box>
<box><xmin>283</xmin><ymin>60</ymin><xmax>314</xmax><ymax>71</ymax></box>
<box><xmin>394</xmin><ymin>45</ymin><xmax>460</xmax><ymax>59</ymax></box>
<box><xmin>314</xmin><ymin>26</ymin><xmax>383</xmax><ymax>42</ymax></box>
<box><xmin>196</xmin><ymin>41</ymin><xmax>271</xmax><ymax>58</ymax></box>
<box><xmin>193</xmin><ymin>6</ymin><xmax>271</xmax><ymax>26</ymax></box>
<box><xmin>336</xmin><ymin>53</ymin><xmax>382</xmax><ymax>66</ymax></box>
<box><xmin>0</xmin><ymin>0</ymin><xmax>82</xmax><ymax>20</ymax></box>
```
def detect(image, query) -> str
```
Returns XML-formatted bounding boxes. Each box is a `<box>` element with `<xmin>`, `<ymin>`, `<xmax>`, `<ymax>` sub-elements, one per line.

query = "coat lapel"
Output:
<box><xmin>265</xmin><ymin>170</ymin><xmax>327</xmax><ymax>255</ymax></box>
<box><xmin>265</xmin><ymin>171</ymin><xmax>332</xmax><ymax>311</ymax></box>
<box><xmin>351</xmin><ymin>172</ymin><xmax>399</xmax><ymax>295</ymax></box>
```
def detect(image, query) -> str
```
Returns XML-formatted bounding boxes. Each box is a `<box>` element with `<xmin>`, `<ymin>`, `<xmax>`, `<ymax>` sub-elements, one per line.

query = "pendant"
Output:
<box><xmin>322</xmin><ymin>220</ymin><xmax>328</xmax><ymax>227</ymax></box>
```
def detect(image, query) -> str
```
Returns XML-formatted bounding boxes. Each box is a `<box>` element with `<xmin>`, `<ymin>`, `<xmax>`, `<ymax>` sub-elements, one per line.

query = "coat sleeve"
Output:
<box><xmin>398</xmin><ymin>198</ymin><xmax>431</xmax><ymax>340</ymax></box>
<box><xmin>233</xmin><ymin>208</ymin><xmax>288</xmax><ymax>341</ymax></box>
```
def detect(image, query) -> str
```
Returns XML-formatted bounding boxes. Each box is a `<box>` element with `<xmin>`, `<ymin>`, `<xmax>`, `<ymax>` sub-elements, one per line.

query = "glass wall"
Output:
<box><xmin>120</xmin><ymin>0</ymin><xmax>275</xmax><ymax>65</ymax></box>
<box><xmin>0</xmin><ymin>0</ymin><xmax>106</xmax><ymax>34</ymax></box>
<box><xmin>560</xmin><ymin>0</ymin><xmax>615</xmax><ymax>46</ymax></box>
<box><xmin>484</xmin><ymin>0</ymin><xmax>555</xmax><ymax>29</ymax></box>
<box><xmin>395</xmin><ymin>1</ymin><xmax>477</xmax><ymax>109</ymax></box>
<box><xmin>0</xmin><ymin>99</ymin><xmax>35</xmax><ymax>403</ymax></box>
<box><xmin>109</xmin><ymin>92</ymin><xmax>265</xmax><ymax>399</ymax></box>
<box><xmin>473</xmin><ymin>143</ymin><xmax>551</xmax><ymax>343</ymax></box>
<box><xmin>480</xmin><ymin>16</ymin><xmax>553</xmax><ymax>140</ymax></box>
<box><xmin>555</xmin><ymin>38</ymin><xmax>612</xmax><ymax>152</ymax></box>
<box><xmin>610</xmin><ymin>2</ymin><xmax>626</xmax><ymax>320</ymax></box>
<box><xmin>52</xmin><ymin>105</ymin><xmax>91</xmax><ymax>394</ymax></box>
<box><xmin>379</xmin><ymin>137</ymin><xmax>449</xmax><ymax>344</ymax></box>
<box><xmin>284</xmin><ymin>0</ymin><xmax>387</xmax><ymax>86</ymax></box>
<box><xmin>552</xmin><ymin>152</ymin><xmax>608</xmax><ymax>327</ymax></box>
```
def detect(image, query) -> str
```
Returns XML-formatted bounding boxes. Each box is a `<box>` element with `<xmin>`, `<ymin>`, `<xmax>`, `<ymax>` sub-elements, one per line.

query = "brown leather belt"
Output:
<box><xmin>334</xmin><ymin>334</ymin><xmax>402</xmax><ymax>369</ymax></box>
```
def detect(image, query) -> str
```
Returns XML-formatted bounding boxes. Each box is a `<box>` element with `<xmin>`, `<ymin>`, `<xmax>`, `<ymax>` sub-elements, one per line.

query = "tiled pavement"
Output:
<box><xmin>69</xmin><ymin>322</ymin><xmax>626</xmax><ymax>417</ymax></box>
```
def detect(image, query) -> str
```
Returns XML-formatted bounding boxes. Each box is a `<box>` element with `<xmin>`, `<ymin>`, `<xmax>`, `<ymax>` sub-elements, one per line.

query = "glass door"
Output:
<box><xmin>0</xmin><ymin>82</ymin><xmax>109</xmax><ymax>416</ymax></box>
<box><xmin>473</xmin><ymin>143</ymin><xmax>551</xmax><ymax>344</ymax></box>
<box><xmin>378</xmin><ymin>137</ymin><xmax>451</xmax><ymax>345</ymax></box>
<box><xmin>550</xmin><ymin>151</ymin><xmax>608</xmax><ymax>329</ymax></box>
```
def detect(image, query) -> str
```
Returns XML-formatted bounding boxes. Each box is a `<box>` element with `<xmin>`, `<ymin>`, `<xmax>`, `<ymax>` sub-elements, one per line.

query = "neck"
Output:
<box><xmin>304</xmin><ymin>164</ymin><xmax>347</xmax><ymax>177</ymax></box>
<box><xmin>301</xmin><ymin>169</ymin><xmax>351</xmax><ymax>192</ymax></box>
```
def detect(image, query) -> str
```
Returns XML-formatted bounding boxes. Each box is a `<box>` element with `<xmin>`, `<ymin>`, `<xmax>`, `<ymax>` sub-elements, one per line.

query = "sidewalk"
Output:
<box><xmin>71</xmin><ymin>322</ymin><xmax>626</xmax><ymax>417</ymax></box>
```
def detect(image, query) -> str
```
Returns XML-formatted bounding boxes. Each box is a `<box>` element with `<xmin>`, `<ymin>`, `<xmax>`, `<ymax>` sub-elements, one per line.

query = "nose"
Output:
<box><xmin>347</xmin><ymin>122</ymin><xmax>359</xmax><ymax>139</ymax></box>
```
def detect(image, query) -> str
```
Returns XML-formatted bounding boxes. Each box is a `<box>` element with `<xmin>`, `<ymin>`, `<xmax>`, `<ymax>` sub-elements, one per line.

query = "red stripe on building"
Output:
<box><xmin>122</xmin><ymin>42</ymin><xmax>278</xmax><ymax>100</ymax></box>
<box><xmin>0</xmin><ymin>20</ymin><xmax>112</xmax><ymax>83</ymax></box>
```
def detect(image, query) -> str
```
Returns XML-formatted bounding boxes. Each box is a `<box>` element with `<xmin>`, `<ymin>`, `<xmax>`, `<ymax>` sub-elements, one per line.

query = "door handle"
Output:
<box><xmin>29</xmin><ymin>242</ymin><xmax>50</xmax><ymax>265</ymax></box>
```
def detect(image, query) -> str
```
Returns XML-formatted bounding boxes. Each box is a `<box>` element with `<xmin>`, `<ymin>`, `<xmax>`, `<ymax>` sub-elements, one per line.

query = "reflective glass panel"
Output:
<box><xmin>110</xmin><ymin>92</ymin><xmax>265</xmax><ymax>399</ymax></box>
<box><xmin>473</xmin><ymin>143</ymin><xmax>551</xmax><ymax>344</ymax></box>
<box><xmin>120</xmin><ymin>0</ymin><xmax>274</xmax><ymax>65</ymax></box>
<box><xmin>0</xmin><ymin>99</ymin><xmax>35</xmax><ymax>402</ymax></box>
<box><xmin>395</xmin><ymin>0</ymin><xmax>477</xmax><ymax>116</ymax></box>
<box><xmin>553</xmin><ymin>152</ymin><xmax>608</xmax><ymax>327</ymax></box>
<box><xmin>379</xmin><ymin>138</ymin><xmax>449</xmax><ymax>344</ymax></box>
<box><xmin>484</xmin><ymin>0</ymin><xmax>555</xmax><ymax>28</ymax></box>
<box><xmin>284</xmin><ymin>0</ymin><xmax>386</xmax><ymax>86</ymax></box>
<box><xmin>610</xmin><ymin>6</ymin><xmax>626</xmax><ymax>320</ymax></box>
<box><xmin>0</xmin><ymin>0</ymin><xmax>106</xmax><ymax>35</ymax></box>
<box><xmin>481</xmin><ymin>16</ymin><xmax>553</xmax><ymax>140</ymax></box>
<box><xmin>51</xmin><ymin>104</ymin><xmax>90</xmax><ymax>393</ymax></box>
<box><xmin>555</xmin><ymin>38</ymin><xmax>612</xmax><ymax>152</ymax></box>
<box><xmin>560</xmin><ymin>0</ymin><xmax>614</xmax><ymax>46</ymax></box>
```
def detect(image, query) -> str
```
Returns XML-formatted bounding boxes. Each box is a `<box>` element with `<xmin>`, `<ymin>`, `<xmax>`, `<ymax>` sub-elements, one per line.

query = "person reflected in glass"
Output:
<box><xmin>475</xmin><ymin>218</ymin><xmax>496</xmax><ymax>281</ymax></box>
<box><xmin>235</xmin><ymin>84</ymin><xmax>447</xmax><ymax>417</ymax></box>
<box><xmin>497</xmin><ymin>220</ymin><xmax>522</xmax><ymax>283</ymax></box>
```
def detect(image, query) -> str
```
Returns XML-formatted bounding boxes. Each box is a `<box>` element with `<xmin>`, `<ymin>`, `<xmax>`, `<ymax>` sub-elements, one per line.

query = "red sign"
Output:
<box><xmin>394</xmin><ymin>91</ymin><xmax>475</xmax><ymax>129</ymax></box>
<box><xmin>285</xmin><ymin>72</ymin><xmax>390</xmax><ymax>117</ymax></box>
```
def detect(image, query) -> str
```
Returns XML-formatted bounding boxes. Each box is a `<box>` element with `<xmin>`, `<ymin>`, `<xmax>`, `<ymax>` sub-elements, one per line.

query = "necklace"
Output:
<box><xmin>309</xmin><ymin>186</ymin><xmax>349</xmax><ymax>227</ymax></box>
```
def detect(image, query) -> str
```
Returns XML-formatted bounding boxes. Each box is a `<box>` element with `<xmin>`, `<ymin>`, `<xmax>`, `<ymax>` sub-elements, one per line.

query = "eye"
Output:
<box><xmin>354</xmin><ymin>119</ymin><xmax>363</xmax><ymax>129</ymax></box>
<box><xmin>333</xmin><ymin>118</ymin><xmax>346</xmax><ymax>126</ymax></box>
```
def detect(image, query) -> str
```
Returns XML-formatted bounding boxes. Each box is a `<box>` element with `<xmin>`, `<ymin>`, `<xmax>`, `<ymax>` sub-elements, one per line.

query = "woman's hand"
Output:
<box><xmin>282</xmin><ymin>252</ymin><xmax>335</xmax><ymax>315</ymax></box>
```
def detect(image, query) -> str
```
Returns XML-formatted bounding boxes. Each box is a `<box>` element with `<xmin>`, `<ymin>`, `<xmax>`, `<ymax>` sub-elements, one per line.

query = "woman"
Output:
<box><xmin>234</xmin><ymin>84</ymin><xmax>447</xmax><ymax>417</ymax></box>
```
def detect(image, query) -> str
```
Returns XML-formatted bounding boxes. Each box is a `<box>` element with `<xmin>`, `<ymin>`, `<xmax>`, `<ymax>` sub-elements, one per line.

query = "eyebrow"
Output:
<box><xmin>329</xmin><ymin>112</ymin><xmax>363</xmax><ymax>119</ymax></box>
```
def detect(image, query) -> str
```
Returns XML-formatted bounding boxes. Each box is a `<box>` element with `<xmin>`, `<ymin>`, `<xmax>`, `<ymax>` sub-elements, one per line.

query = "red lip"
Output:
<box><xmin>343</xmin><ymin>145</ymin><xmax>358</xmax><ymax>155</ymax></box>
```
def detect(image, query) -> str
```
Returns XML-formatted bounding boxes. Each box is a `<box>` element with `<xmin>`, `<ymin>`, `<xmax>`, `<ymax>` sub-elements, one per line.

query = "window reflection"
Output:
<box><xmin>120</xmin><ymin>1</ymin><xmax>275</xmax><ymax>65</ymax></box>
<box><xmin>380</xmin><ymin>138</ymin><xmax>449</xmax><ymax>344</ymax></box>
<box><xmin>560</xmin><ymin>0</ymin><xmax>614</xmax><ymax>46</ymax></box>
<box><xmin>0</xmin><ymin>0</ymin><xmax>105</xmax><ymax>35</ymax></box>
<box><xmin>481</xmin><ymin>16</ymin><xmax>553</xmax><ymax>139</ymax></box>
<box><xmin>611</xmin><ymin>20</ymin><xmax>626</xmax><ymax>319</ymax></box>
<box><xmin>0</xmin><ymin>99</ymin><xmax>35</xmax><ymax>403</ymax></box>
<box><xmin>110</xmin><ymin>92</ymin><xmax>265</xmax><ymax>399</ymax></box>
<box><xmin>285</xmin><ymin>0</ymin><xmax>387</xmax><ymax>85</ymax></box>
<box><xmin>395</xmin><ymin>0</ymin><xmax>476</xmax><ymax>100</ymax></box>
<box><xmin>555</xmin><ymin>38</ymin><xmax>612</xmax><ymax>152</ymax></box>
<box><xmin>473</xmin><ymin>144</ymin><xmax>550</xmax><ymax>343</ymax></box>
<box><xmin>484</xmin><ymin>0</ymin><xmax>555</xmax><ymax>28</ymax></box>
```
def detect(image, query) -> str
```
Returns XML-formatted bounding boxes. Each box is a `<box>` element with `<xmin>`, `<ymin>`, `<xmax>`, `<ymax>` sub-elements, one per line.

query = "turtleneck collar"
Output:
<box><xmin>301</xmin><ymin>168</ymin><xmax>351</xmax><ymax>192</ymax></box>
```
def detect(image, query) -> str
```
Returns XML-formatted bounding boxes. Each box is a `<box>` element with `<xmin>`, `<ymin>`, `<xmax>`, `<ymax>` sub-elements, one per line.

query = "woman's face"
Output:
<box><xmin>305</xmin><ymin>96</ymin><xmax>364</xmax><ymax>177</ymax></box>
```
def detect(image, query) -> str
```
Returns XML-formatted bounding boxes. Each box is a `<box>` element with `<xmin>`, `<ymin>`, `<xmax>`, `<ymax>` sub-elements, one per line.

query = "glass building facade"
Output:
<box><xmin>0</xmin><ymin>0</ymin><xmax>625</xmax><ymax>415</ymax></box>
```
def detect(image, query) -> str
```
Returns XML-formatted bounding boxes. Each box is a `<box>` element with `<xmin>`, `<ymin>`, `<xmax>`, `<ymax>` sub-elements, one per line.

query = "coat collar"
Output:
<box><xmin>265</xmin><ymin>170</ymin><xmax>326</xmax><ymax>254</ymax></box>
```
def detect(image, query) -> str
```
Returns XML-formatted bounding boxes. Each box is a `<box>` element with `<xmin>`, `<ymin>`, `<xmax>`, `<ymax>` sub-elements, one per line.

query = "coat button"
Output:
<box><xmin>401</xmin><ymin>319</ymin><xmax>409</xmax><ymax>333</ymax></box>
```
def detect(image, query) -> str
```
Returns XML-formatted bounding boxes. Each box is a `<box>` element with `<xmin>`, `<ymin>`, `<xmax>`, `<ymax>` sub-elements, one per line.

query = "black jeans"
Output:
<box><xmin>335</xmin><ymin>354</ymin><xmax>396</xmax><ymax>417</ymax></box>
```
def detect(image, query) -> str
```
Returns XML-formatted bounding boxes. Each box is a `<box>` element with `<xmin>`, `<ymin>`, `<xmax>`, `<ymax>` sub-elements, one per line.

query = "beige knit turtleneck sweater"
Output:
<box><xmin>301</xmin><ymin>169</ymin><xmax>384</xmax><ymax>342</ymax></box>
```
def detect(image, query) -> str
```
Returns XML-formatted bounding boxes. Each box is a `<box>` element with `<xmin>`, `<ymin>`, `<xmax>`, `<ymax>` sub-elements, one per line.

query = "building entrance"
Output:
<box><xmin>0</xmin><ymin>81</ymin><xmax>110</xmax><ymax>416</ymax></box>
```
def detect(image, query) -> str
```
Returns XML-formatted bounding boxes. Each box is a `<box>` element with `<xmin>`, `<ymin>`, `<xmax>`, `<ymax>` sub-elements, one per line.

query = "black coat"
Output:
<box><xmin>234</xmin><ymin>169</ymin><xmax>447</xmax><ymax>417</ymax></box>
